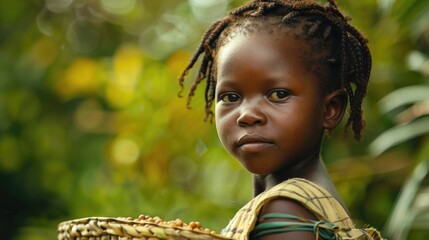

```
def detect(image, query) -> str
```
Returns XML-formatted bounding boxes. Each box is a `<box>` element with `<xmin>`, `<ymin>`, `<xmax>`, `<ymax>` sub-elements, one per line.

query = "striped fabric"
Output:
<box><xmin>221</xmin><ymin>178</ymin><xmax>383</xmax><ymax>240</ymax></box>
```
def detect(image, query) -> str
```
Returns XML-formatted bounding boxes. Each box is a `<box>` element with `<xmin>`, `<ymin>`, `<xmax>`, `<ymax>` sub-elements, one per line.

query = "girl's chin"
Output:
<box><xmin>242</xmin><ymin>165</ymin><xmax>272</xmax><ymax>176</ymax></box>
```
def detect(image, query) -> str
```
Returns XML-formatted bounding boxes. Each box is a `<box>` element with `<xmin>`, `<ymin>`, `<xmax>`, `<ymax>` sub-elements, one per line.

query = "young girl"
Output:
<box><xmin>179</xmin><ymin>0</ymin><xmax>383</xmax><ymax>239</ymax></box>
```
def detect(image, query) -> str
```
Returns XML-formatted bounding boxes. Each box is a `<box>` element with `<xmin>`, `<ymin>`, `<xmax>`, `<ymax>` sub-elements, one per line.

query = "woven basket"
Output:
<box><xmin>58</xmin><ymin>216</ymin><xmax>232</xmax><ymax>240</ymax></box>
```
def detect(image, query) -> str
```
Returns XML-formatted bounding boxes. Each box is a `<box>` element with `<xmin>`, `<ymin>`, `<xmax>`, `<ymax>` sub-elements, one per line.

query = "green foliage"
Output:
<box><xmin>1</xmin><ymin>0</ymin><xmax>428</xmax><ymax>239</ymax></box>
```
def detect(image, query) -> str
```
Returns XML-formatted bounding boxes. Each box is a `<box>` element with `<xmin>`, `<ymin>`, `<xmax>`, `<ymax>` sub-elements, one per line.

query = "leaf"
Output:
<box><xmin>369</xmin><ymin>116</ymin><xmax>429</xmax><ymax>156</ymax></box>
<box><xmin>391</xmin><ymin>0</ymin><xmax>429</xmax><ymax>26</ymax></box>
<box><xmin>380</xmin><ymin>131</ymin><xmax>429</xmax><ymax>239</ymax></box>
<box><xmin>383</xmin><ymin>160</ymin><xmax>429</xmax><ymax>239</ymax></box>
<box><xmin>377</xmin><ymin>85</ymin><xmax>429</xmax><ymax>114</ymax></box>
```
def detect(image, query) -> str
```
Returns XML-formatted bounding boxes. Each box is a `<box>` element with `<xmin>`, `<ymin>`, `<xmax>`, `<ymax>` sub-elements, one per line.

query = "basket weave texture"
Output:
<box><xmin>58</xmin><ymin>216</ymin><xmax>231</xmax><ymax>240</ymax></box>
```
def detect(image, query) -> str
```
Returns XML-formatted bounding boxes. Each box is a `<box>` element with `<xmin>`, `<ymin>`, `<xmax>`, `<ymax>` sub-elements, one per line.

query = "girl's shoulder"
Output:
<box><xmin>221</xmin><ymin>178</ymin><xmax>383</xmax><ymax>240</ymax></box>
<box><xmin>259</xmin><ymin>178</ymin><xmax>353</xmax><ymax>225</ymax></box>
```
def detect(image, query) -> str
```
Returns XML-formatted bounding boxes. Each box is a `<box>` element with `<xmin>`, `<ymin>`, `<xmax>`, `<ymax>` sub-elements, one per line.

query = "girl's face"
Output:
<box><xmin>215</xmin><ymin>33</ymin><xmax>329</xmax><ymax>176</ymax></box>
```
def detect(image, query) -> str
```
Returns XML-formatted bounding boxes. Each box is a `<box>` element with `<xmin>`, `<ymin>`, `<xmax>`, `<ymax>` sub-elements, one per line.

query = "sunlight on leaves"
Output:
<box><xmin>106</xmin><ymin>43</ymin><xmax>143</xmax><ymax>108</ymax></box>
<box><xmin>55</xmin><ymin>57</ymin><xmax>102</xmax><ymax>99</ymax></box>
<box><xmin>101</xmin><ymin>0</ymin><xmax>136</xmax><ymax>15</ymax></box>
<box><xmin>109</xmin><ymin>134</ymin><xmax>141</xmax><ymax>166</ymax></box>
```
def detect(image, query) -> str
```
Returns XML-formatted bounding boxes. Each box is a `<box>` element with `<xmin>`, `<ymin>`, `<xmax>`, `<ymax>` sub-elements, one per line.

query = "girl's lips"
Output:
<box><xmin>239</xmin><ymin>142</ymin><xmax>274</xmax><ymax>152</ymax></box>
<box><xmin>236</xmin><ymin>134</ymin><xmax>274</xmax><ymax>152</ymax></box>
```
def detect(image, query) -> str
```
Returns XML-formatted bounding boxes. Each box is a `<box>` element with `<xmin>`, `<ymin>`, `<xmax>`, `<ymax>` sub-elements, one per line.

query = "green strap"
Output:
<box><xmin>252</xmin><ymin>213</ymin><xmax>338</xmax><ymax>240</ymax></box>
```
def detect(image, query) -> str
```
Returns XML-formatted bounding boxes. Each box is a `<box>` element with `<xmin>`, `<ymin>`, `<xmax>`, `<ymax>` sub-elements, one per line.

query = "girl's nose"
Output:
<box><xmin>237</xmin><ymin>99</ymin><xmax>267</xmax><ymax>127</ymax></box>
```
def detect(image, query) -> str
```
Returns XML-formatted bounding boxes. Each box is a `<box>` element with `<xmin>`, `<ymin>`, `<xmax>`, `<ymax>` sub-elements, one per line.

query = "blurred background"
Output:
<box><xmin>0</xmin><ymin>0</ymin><xmax>428</xmax><ymax>239</ymax></box>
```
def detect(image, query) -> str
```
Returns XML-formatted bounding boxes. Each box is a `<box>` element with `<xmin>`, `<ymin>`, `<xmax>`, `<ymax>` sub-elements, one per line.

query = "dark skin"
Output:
<box><xmin>215</xmin><ymin>32</ymin><xmax>348</xmax><ymax>239</ymax></box>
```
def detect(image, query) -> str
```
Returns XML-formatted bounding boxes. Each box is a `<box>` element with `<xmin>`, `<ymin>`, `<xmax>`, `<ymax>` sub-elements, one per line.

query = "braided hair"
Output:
<box><xmin>178</xmin><ymin>0</ymin><xmax>371</xmax><ymax>141</ymax></box>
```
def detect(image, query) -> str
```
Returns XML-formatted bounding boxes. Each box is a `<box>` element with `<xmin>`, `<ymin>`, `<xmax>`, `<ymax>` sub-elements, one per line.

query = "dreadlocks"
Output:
<box><xmin>178</xmin><ymin>0</ymin><xmax>372</xmax><ymax>141</ymax></box>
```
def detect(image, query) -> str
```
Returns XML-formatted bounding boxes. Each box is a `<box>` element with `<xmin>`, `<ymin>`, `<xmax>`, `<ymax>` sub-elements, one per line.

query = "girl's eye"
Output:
<box><xmin>268</xmin><ymin>89</ymin><xmax>290</xmax><ymax>100</ymax></box>
<box><xmin>219</xmin><ymin>93</ymin><xmax>240</xmax><ymax>103</ymax></box>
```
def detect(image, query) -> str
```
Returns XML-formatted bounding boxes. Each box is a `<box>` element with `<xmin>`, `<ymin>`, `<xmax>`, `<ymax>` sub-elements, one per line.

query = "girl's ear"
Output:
<box><xmin>323</xmin><ymin>88</ymin><xmax>347</xmax><ymax>130</ymax></box>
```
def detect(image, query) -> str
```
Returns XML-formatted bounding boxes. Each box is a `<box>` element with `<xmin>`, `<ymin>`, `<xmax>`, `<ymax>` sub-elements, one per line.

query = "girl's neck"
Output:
<box><xmin>252</xmin><ymin>157</ymin><xmax>350</xmax><ymax>214</ymax></box>
<box><xmin>253</xmin><ymin>155</ymin><xmax>326</xmax><ymax>195</ymax></box>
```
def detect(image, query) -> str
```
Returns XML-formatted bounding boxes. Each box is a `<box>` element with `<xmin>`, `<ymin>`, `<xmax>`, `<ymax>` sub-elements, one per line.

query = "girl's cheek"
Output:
<box><xmin>216</xmin><ymin>107</ymin><xmax>234</xmax><ymax>123</ymax></box>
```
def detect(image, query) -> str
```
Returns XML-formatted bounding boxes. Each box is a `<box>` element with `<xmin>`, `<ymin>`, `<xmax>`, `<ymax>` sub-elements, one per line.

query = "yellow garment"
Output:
<box><xmin>221</xmin><ymin>178</ymin><xmax>383</xmax><ymax>240</ymax></box>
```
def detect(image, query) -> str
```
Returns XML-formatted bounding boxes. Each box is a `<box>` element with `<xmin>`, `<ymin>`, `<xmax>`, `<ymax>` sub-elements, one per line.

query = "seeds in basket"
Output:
<box><xmin>135</xmin><ymin>215</ymin><xmax>217</xmax><ymax>235</ymax></box>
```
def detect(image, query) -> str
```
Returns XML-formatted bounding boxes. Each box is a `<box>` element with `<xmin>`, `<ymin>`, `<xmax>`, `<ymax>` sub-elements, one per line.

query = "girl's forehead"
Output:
<box><xmin>215</xmin><ymin>31</ymin><xmax>324</xmax><ymax>91</ymax></box>
<box><xmin>216</xmin><ymin>18</ymin><xmax>310</xmax><ymax>61</ymax></box>
<box><xmin>216</xmin><ymin>33</ymin><xmax>316</xmax><ymax>81</ymax></box>
<box><xmin>217</xmin><ymin>32</ymin><xmax>308</xmax><ymax>67</ymax></box>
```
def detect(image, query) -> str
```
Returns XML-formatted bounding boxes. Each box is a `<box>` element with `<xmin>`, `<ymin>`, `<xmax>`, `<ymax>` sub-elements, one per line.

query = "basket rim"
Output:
<box><xmin>58</xmin><ymin>216</ymin><xmax>232</xmax><ymax>240</ymax></box>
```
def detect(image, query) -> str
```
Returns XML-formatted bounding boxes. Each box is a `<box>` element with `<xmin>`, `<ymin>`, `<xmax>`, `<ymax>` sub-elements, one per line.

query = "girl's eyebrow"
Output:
<box><xmin>219</xmin><ymin>76</ymin><xmax>290</xmax><ymax>84</ymax></box>
<box><xmin>216</xmin><ymin>78</ymin><xmax>291</xmax><ymax>93</ymax></box>
<box><xmin>216</xmin><ymin>79</ymin><xmax>238</xmax><ymax>89</ymax></box>
<box><xmin>264</xmin><ymin>77</ymin><xmax>289</xmax><ymax>84</ymax></box>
